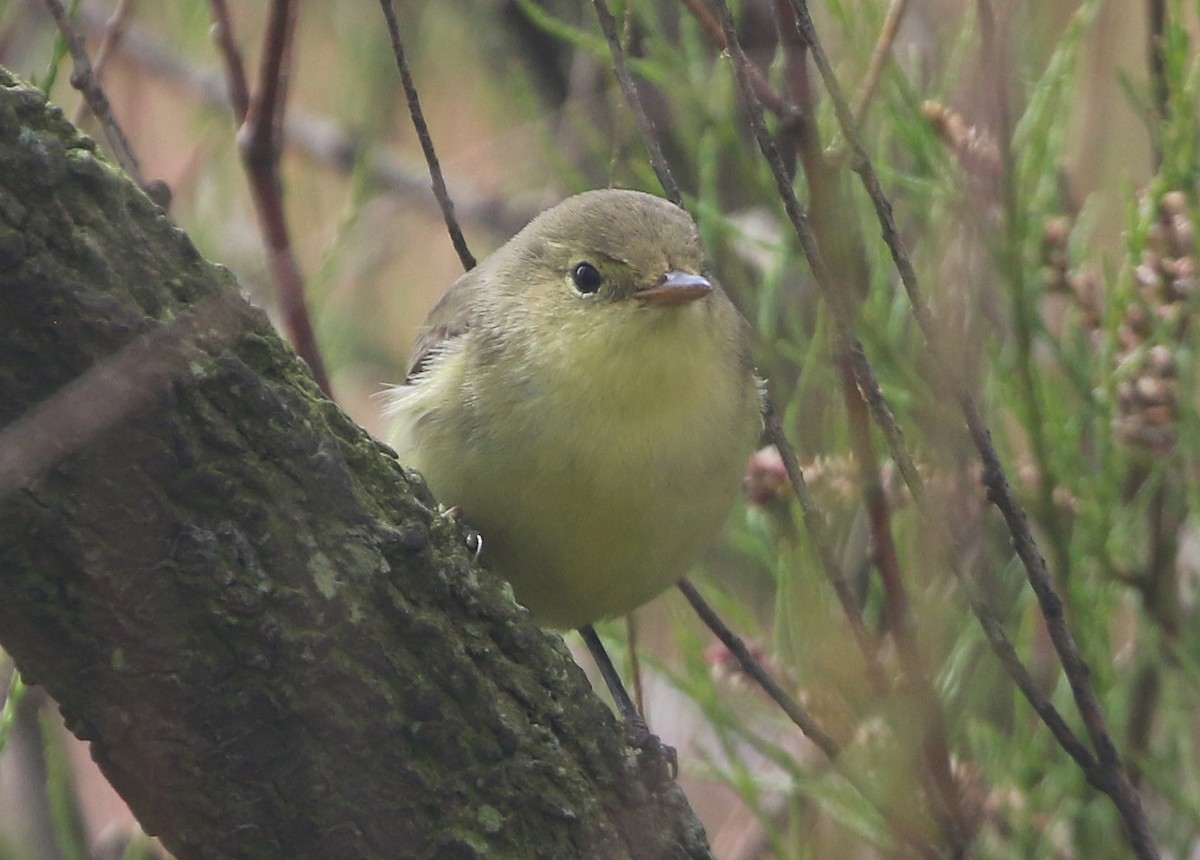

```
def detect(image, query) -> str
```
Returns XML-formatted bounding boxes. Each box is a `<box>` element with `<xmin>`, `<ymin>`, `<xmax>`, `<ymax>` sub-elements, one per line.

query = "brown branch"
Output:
<box><xmin>838</xmin><ymin>353</ymin><xmax>910</xmax><ymax>641</ymax></box>
<box><xmin>71</xmin><ymin>7</ymin><xmax>535</xmax><ymax>237</ymax></box>
<box><xmin>40</xmin><ymin>0</ymin><xmax>151</xmax><ymax>194</ymax></box>
<box><xmin>592</xmin><ymin>0</ymin><xmax>682</xmax><ymax>207</ymax></box>
<box><xmin>207</xmin><ymin>0</ymin><xmax>250</xmax><ymax>121</ymax></box>
<box><xmin>377</xmin><ymin>0</ymin><xmax>476</xmax><ymax>271</ymax></box>
<box><xmin>207</xmin><ymin>0</ymin><xmax>332</xmax><ymax>397</ymax></box>
<box><xmin>678</xmin><ymin>0</ymin><xmax>799</xmax><ymax>123</ymax></box>
<box><xmin>678</xmin><ymin>581</ymin><xmax>837</xmax><ymax>755</ymax></box>
<box><xmin>242</xmin><ymin>0</ymin><xmax>295</xmax><ymax>152</ymax></box>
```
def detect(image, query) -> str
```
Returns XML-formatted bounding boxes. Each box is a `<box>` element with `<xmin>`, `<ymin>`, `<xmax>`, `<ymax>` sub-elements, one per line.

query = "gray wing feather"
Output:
<box><xmin>406</xmin><ymin>268</ymin><xmax>484</xmax><ymax>381</ymax></box>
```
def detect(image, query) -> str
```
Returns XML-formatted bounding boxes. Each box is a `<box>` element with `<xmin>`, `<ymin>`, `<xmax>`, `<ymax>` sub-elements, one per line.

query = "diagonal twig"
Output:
<box><xmin>677</xmin><ymin>579</ymin><xmax>940</xmax><ymax>860</ymax></box>
<box><xmin>70</xmin><ymin>7</ymin><xmax>534</xmax><ymax>237</ymax></box>
<box><xmin>378</xmin><ymin>0</ymin><xmax>475</xmax><ymax>271</ymax></box>
<box><xmin>591</xmin><ymin>0</ymin><xmax>682</xmax><ymax>207</ymax></box>
<box><xmin>70</xmin><ymin>0</ymin><xmax>136</xmax><ymax>126</ymax></box>
<box><xmin>678</xmin><ymin>0</ymin><xmax>800</xmax><ymax>123</ymax></box>
<box><xmin>41</xmin><ymin>0</ymin><xmax>148</xmax><ymax>192</ymax></box>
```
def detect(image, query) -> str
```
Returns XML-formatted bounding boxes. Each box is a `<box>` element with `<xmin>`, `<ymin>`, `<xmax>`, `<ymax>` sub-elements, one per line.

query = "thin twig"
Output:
<box><xmin>781</xmin><ymin>2</ymin><xmax>1159</xmax><ymax>854</ymax></box>
<box><xmin>678</xmin><ymin>581</ymin><xmax>836</xmax><ymax>755</ymax></box>
<box><xmin>761</xmin><ymin>399</ymin><xmax>885</xmax><ymax>689</ymax></box>
<box><xmin>965</xmin><ymin>589</ymin><xmax>1100</xmax><ymax>777</ymax></box>
<box><xmin>71</xmin><ymin>0</ymin><xmax>136</xmax><ymax>126</ymax></box>
<box><xmin>677</xmin><ymin>580</ymin><xmax>938</xmax><ymax>860</ymax></box>
<box><xmin>591</xmin><ymin>0</ymin><xmax>681</xmax><ymax>207</ymax></box>
<box><xmin>0</xmin><ymin>293</ymin><xmax>255</xmax><ymax>500</ymax></box>
<box><xmin>41</xmin><ymin>0</ymin><xmax>144</xmax><ymax>186</ymax></box>
<box><xmin>852</xmin><ymin>0</ymin><xmax>909</xmax><ymax>128</ymax></box>
<box><xmin>377</xmin><ymin>0</ymin><xmax>475</xmax><ymax>271</ymax></box>
<box><xmin>208</xmin><ymin>0</ymin><xmax>250</xmax><ymax>121</ymax></box>
<box><xmin>678</xmin><ymin>0</ymin><xmax>800</xmax><ymax>123</ymax></box>
<box><xmin>209</xmin><ymin>0</ymin><xmax>332</xmax><ymax>397</ymax></box>
<box><xmin>967</xmin><ymin>402</ymin><xmax>1159</xmax><ymax>856</ymax></box>
<box><xmin>73</xmin><ymin>8</ymin><xmax>535</xmax><ymax>237</ymax></box>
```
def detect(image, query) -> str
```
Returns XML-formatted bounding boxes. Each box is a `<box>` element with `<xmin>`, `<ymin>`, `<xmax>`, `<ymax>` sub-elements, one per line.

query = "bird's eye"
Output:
<box><xmin>571</xmin><ymin>262</ymin><xmax>603</xmax><ymax>294</ymax></box>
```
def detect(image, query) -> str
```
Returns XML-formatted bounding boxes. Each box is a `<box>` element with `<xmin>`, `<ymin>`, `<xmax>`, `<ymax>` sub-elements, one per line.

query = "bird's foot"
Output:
<box><xmin>626</xmin><ymin>714</ymin><xmax>678</xmax><ymax>787</ymax></box>
<box><xmin>439</xmin><ymin>505</ymin><xmax>483</xmax><ymax>561</ymax></box>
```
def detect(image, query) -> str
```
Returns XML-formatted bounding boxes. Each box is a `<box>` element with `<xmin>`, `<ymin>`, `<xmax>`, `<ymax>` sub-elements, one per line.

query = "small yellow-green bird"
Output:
<box><xmin>386</xmin><ymin>189</ymin><xmax>761</xmax><ymax>630</ymax></box>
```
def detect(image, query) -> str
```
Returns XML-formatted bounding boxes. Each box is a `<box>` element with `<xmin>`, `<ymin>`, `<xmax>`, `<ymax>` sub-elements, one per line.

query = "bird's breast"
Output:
<box><xmin>393</xmin><ymin>302</ymin><xmax>759</xmax><ymax>627</ymax></box>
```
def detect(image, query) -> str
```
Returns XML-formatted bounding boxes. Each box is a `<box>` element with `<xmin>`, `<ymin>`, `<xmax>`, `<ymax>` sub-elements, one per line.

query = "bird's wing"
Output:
<box><xmin>406</xmin><ymin>268</ymin><xmax>484</xmax><ymax>382</ymax></box>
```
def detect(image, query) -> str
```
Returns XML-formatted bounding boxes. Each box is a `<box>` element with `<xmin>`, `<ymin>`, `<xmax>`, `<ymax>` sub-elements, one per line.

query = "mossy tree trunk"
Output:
<box><xmin>0</xmin><ymin>69</ymin><xmax>709</xmax><ymax>860</ymax></box>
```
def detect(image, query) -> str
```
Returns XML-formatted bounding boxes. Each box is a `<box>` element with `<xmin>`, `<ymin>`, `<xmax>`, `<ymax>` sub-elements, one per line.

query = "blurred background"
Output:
<box><xmin>0</xmin><ymin>0</ymin><xmax>1197</xmax><ymax>857</ymax></box>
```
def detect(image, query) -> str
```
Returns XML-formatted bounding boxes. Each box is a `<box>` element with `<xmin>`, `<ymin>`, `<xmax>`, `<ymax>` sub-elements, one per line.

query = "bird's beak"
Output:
<box><xmin>633</xmin><ymin>271</ymin><xmax>712</xmax><ymax>307</ymax></box>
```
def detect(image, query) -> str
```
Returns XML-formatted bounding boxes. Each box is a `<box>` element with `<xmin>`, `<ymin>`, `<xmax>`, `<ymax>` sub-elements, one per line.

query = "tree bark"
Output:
<box><xmin>0</xmin><ymin>68</ymin><xmax>710</xmax><ymax>860</ymax></box>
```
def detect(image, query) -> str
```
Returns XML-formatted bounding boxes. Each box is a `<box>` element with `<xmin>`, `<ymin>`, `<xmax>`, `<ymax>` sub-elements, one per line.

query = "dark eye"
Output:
<box><xmin>571</xmin><ymin>262</ymin><xmax>603</xmax><ymax>294</ymax></box>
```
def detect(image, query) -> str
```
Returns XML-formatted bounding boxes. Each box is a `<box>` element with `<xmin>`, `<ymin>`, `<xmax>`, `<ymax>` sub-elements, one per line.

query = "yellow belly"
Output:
<box><xmin>389</xmin><ymin>305</ymin><xmax>759</xmax><ymax>629</ymax></box>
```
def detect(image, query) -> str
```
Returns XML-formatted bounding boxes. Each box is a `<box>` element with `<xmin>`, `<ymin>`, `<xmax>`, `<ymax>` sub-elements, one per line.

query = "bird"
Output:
<box><xmin>385</xmin><ymin>188</ymin><xmax>762</xmax><ymax>631</ymax></box>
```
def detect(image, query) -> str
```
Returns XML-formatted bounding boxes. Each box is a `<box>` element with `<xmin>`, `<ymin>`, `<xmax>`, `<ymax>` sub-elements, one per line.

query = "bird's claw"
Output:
<box><xmin>627</xmin><ymin>715</ymin><xmax>678</xmax><ymax>786</ymax></box>
<box><xmin>465</xmin><ymin>529</ymin><xmax>483</xmax><ymax>562</ymax></box>
<box><xmin>440</xmin><ymin>506</ymin><xmax>483</xmax><ymax>561</ymax></box>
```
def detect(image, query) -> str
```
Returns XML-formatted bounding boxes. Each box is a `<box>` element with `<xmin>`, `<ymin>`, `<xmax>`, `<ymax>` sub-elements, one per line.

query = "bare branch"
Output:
<box><xmin>40</xmin><ymin>0</ymin><xmax>150</xmax><ymax>194</ymax></box>
<box><xmin>378</xmin><ymin>0</ymin><xmax>476</xmax><ymax>271</ymax></box>
<box><xmin>70</xmin><ymin>0</ymin><xmax>136</xmax><ymax>126</ymax></box>
<box><xmin>71</xmin><ymin>8</ymin><xmax>534</xmax><ymax>236</ymax></box>
<box><xmin>207</xmin><ymin>0</ymin><xmax>250</xmax><ymax>121</ymax></box>
<box><xmin>591</xmin><ymin>0</ymin><xmax>681</xmax><ymax>207</ymax></box>
<box><xmin>207</xmin><ymin>0</ymin><xmax>332</xmax><ymax>397</ymax></box>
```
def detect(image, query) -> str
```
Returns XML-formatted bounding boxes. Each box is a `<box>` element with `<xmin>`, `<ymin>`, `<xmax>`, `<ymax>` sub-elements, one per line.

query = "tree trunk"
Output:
<box><xmin>0</xmin><ymin>67</ymin><xmax>710</xmax><ymax>860</ymax></box>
